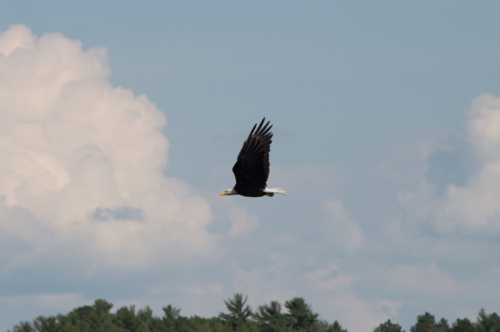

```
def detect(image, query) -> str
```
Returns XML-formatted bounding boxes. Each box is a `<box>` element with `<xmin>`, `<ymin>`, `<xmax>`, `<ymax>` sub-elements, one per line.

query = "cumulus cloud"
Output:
<box><xmin>398</xmin><ymin>93</ymin><xmax>500</xmax><ymax>235</ymax></box>
<box><xmin>0</xmin><ymin>25</ymin><xmax>216</xmax><ymax>272</ymax></box>
<box><xmin>433</xmin><ymin>94</ymin><xmax>500</xmax><ymax>233</ymax></box>
<box><xmin>361</xmin><ymin>93</ymin><xmax>500</xmax><ymax>329</ymax></box>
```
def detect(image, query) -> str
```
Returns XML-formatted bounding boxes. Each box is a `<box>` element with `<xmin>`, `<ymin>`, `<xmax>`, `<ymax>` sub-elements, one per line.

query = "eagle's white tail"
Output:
<box><xmin>264</xmin><ymin>187</ymin><xmax>288</xmax><ymax>195</ymax></box>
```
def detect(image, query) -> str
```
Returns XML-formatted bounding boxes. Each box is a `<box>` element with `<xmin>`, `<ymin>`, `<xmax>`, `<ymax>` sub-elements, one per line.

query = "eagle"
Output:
<box><xmin>220</xmin><ymin>118</ymin><xmax>287</xmax><ymax>197</ymax></box>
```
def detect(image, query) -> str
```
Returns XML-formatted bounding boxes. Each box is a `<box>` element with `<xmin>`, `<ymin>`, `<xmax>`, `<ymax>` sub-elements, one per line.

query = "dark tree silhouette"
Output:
<box><xmin>284</xmin><ymin>297</ymin><xmax>319</xmax><ymax>330</ymax></box>
<box><xmin>411</xmin><ymin>312</ymin><xmax>441</xmax><ymax>332</ymax></box>
<box><xmin>476</xmin><ymin>309</ymin><xmax>500</xmax><ymax>332</ymax></box>
<box><xmin>375</xmin><ymin>319</ymin><xmax>405</xmax><ymax>332</ymax></box>
<box><xmin>16</xmin><ymin>295</ymin><xmax>498</xmax><ymax>332</ymax></box>
<box><xmin>162</xmin><ymin>304</ymin><xmax>181</xmax><ymax>328</ymax></box>
<box><xmin>219</xmin><ymin>293</ymin><xmax>254</xmax><ymax>331</ymax></box>
<box><xmin>436</xmin><ymin>318</ymin><xmax>450</xmax><ymax>332</ymax></box>
<box><xmin>253</xmin><ymin>300</ymin><xmax>291</xmax><ymax>332</ymax></box>
<box><xmin>451</xmin><ymin>318</ymin><xmax>476</xmax><ymax>332</ymax></box>
<box><xmin>326</xmin><ymin>320</ymin><xmax>348</xmax><ymax>332</ymax></box>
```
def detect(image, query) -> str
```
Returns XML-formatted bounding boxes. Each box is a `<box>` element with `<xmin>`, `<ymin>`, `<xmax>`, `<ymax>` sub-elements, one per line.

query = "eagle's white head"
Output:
<box><xmin>220</xmin><ymin>188</ymin><xmax>237</xmax><ymax>196</ymax></box>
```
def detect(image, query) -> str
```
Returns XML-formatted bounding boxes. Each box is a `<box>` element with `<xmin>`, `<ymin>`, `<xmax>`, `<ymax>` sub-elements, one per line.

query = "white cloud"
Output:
<box><xmin>390</xmin><ymin>94</ymin><xmax>500</xmax><ymax>235</ymax></box>
<box><xmin>0</xmin><ymin>25</ymin><xmax>217</xmax><ymax>272</ymax></box>
<box><xmin>417</xmin><ymin>94</ymin><xmax>500</xmax><ymax>234</ymax></box>
<box><xmin>0</xmin><ymin>25</ymin><xmax>36</xmax><ymax>57</ymax></box>
<box><xmin>466</xmin><ymin>93</ymin><xmax>500</xmax><ymax>162</ymax></box>
<box><xmin>435</xmin><ymin>164</ymin><xmax>500</xmax><ymax>233</ymax></box>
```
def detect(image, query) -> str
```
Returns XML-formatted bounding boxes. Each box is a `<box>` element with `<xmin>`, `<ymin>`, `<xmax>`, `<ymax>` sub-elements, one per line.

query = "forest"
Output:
<box><xmin>8</xmin><ymin>294</ymin><xmax>500</xmax><ymax>332</ymax></box>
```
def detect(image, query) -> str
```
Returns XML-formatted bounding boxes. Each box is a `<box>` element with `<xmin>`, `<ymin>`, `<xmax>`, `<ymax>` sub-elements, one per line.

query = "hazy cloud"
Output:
<box><xmin>0</xmin><ymin>25</ymin><xmax>217</xmax><ymax>274</ymax></box>
<box><xmin>401</xmin><ymin>94</ymin><xmax>500</xmax><ymax>235</ymax></box>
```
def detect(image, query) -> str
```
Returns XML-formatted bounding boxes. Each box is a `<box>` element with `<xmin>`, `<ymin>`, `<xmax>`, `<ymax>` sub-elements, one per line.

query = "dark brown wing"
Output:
<box><xmin>232</xmin><ymin>118</ymin><xmax>273</xmax><ymax>195</ymax></box>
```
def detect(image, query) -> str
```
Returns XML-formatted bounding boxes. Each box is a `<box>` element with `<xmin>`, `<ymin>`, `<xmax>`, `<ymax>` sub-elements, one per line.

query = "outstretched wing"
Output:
<box><xmin>232</xmin><ymin>118</ymin><xmax>273</xmax><ymax>192</ymax></box>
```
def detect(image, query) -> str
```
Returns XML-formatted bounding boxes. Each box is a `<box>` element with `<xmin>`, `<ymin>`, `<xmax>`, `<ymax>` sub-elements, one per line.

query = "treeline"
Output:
<box><xmin>375</xmin><ymin>310</ymin><xmax>500</xmax><ymax>332</ymax></box>
<box><xmin>9</xmin><ymin>294</ymin><xmax>345</xmax><ymax>332</ymax></box>
<box><xmin>8</xmin><ymin>293</ymin><xmax>500</xmax><ymax>332</ymax></box>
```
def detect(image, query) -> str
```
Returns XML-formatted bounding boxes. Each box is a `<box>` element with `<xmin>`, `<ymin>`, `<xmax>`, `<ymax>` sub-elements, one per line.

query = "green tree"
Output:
<box><xmin>219</xmin><ymin>293</ymin><xmax>253</xmax><ymax>331</ymax></box>
<box><xmin>374</xmin><ymin>319</ymin><xmax>404</xmax><ymax>332</ymax></box>
<box><xmin>253</xmin><ymin>301</ymin><xmax>292</xmax><ymax>332</ymax></box>
<box><xmin>70</xmin><ymin>299</ymin><xmax>116</xmax><ymax>331</ymax></box>
<box><xmin>451</xmin><ymin>318</ymin><xmax>476</xmax><ymax>332</ymax></box>
<box><xmin>115</xmin><ymin>305</ymin><xmax>140</xmax><ymax>331</ymax></box>
<box><xmin>437</xmin><ymin>318</ymin><xmax>450</xmax><ymax>332</ymax></box>
<box><xmin>162</xmin><ymin>305</ymin><xmax>181</xmax><ymax>328</ymax></box>
<box><xmin>325</xmin><ymin>320</ymin><xmax>348</xmax><ymax>332</ymax></box>
<box><xmin>11</xmin><ymin>322</ymin><xmax>35</xmax><ymax>332</ymax></box>
<box><xmin>411</xmin><ymin>313</ymin><xmax>440</xmax><ymax>332</ymax></box>
<box><xmin>284</xmin><ymin>297</ymin><xmax>319</xmax><ymax>330</ymax></box>
<box><xmin>476</xmin><ymin>309</ymin><xmax>500</xmax><ymax>332</ymax></box>
<box><xmin>32</xmin><ymin>316</ymin><xmax>59</xmax><ymax>332</ymax></box>
<box><xmin>180</xmin><ymin>315</ymin><xmax>236</xmax><ymax>332</ymax></box>
<box><xmin>8</xmin><ymin>296</ymin><xmax>350</xmax><ymax>332</ymax></box>
<box><xmin>114</xmin><ymin>304</ymin><xmax>166</xmax><ymax>332</ymax></box>
<box><xmin>62</xmin><ymin>299</ymin><xmax>115</xmax><ymax>331</ymax></box>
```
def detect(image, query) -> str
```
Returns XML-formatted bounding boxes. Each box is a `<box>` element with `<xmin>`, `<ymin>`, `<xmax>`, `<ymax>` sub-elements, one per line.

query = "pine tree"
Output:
<box><xmin>253</xmin><ymin>301</ymin><xmax>292</xmax><ymax>332</ymax></box>
<box><xmin>476</xmin><ymin>309</ymin><xmax>500</xmax><ymax>332</ymax></box>
<box><xmin>437</xmin><ymin>318</ymin><xmax>450</xmax><ymax>332</ymax></box>
<box><xmin>410</xmin><ymin>313</ymin><xmax>440</xmax><ymax>332</ymax></box>
<box><xmin>284</xmin><ymin>297</ymin><xmax>319</xmax><ymax>330</ymax></box>
<box><xmin>375</xmin><ymin>319</ymin><xmax>404</xmax><ymax>332</ymax></box>
<box><xmin>162</xmin><ymin>305</ymin><xmax>181</xmax><ymax>328</ymax></box>
<box><xmin>451</xmin><ymin>318</ymin><xmax>476</xmax><ymax>332</ymax></box>
<box><xmin>326</xmin><ymin>320</ymin><xmax>348</xmax><ymax>332</ymax></box>
<box><xmin>220</xmin><ymin>293</ymin><xmax>253</xmax><ymax>331</ymax></box>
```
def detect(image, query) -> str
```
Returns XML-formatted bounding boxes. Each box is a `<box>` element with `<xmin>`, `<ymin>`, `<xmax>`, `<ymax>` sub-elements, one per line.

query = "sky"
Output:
<box><xmin>1</xmin><ymin>1</ymin><xmax>500</xmax><ymax>331</ymax></box>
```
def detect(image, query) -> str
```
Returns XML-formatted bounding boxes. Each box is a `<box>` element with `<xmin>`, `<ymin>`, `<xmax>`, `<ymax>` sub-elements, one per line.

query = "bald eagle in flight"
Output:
<box><xmin>220</xmin><ymin>118</ymin><xmax>287</xmax><ymax>197</ymax></box>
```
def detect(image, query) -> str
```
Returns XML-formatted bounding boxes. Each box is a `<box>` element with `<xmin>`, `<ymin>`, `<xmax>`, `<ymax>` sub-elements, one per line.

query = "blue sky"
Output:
<box><xmin>1</xmin><ymin>1</ymin><xmax>500</xmax><ymax>331</ymax></box>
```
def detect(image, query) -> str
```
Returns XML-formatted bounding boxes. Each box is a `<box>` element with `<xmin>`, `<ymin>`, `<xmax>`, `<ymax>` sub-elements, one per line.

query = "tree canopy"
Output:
<box><xmin>8</xmin><ymin>296</ymin><xmax>500</xmax><ymax>332</ymax></box>
<box><xmin>10</xmin><ymin>295</ymin><xmax>335</xmax><ymax>332</ymax></box>
<box><xmin>372</xmin><ymin>309</ymin><xmax>500</xmax><ymax>332</ymax></box>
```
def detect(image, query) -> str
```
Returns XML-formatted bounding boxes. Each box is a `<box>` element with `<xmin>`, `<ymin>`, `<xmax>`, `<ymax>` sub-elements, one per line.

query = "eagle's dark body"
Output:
<box><xmin>232</xmin><ymin>118</ymin><xmax>273</xmax><ymax>197</ymax></box>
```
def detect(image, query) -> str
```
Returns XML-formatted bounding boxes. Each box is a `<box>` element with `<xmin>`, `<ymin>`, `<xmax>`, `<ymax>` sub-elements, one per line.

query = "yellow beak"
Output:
<box><xmin>220</xmin><ymin>191</ymin><xmax>227</xmax><ymax>196</ymax></box>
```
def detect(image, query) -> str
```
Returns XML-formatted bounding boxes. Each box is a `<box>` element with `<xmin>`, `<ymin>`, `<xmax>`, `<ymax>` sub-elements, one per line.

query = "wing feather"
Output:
<box><xmin>232</xmin><ymin>118</ymin><xmax>273</xmax><ymax>194</ymax></box>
